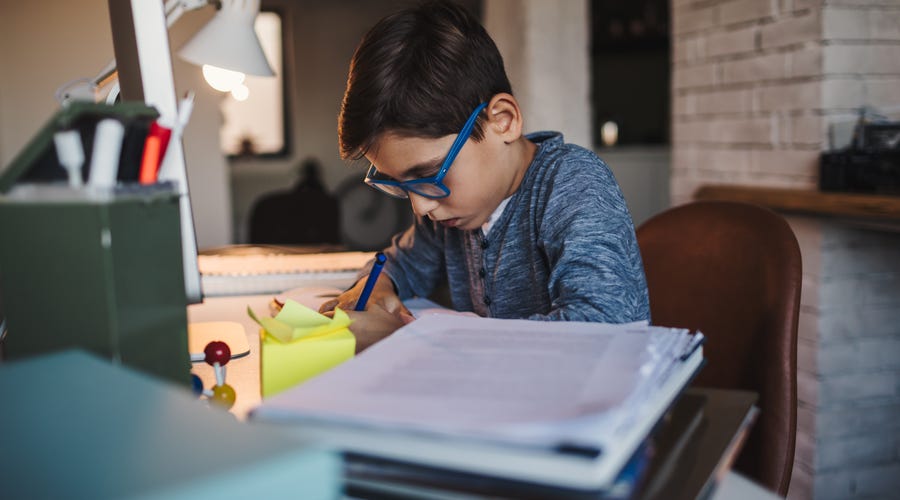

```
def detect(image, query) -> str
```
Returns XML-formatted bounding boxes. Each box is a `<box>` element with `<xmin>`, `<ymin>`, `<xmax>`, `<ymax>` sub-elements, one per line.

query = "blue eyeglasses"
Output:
<box><xmin>364</xmin><ymin>102</ymin><xmax>488</xmax><ymax>199</ymax></box>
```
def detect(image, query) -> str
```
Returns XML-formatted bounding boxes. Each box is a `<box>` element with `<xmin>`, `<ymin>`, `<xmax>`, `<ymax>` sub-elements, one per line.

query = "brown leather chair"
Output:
<box><xmin>636</xmin><ymin>201</ymin><xmax>801</xmax><ymax>495</ymax></box>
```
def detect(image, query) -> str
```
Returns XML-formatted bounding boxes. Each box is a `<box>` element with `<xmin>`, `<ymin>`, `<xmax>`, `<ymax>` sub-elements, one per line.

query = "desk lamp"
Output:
<box><xmin>99</xmin><ymin>0</ymin><xmax>274</xmax><ymax>302</ymax></box>
<box><xmin>68</xmin><ymin>0</ymin><xmax>274</xmax><ymax>105</ymax></box>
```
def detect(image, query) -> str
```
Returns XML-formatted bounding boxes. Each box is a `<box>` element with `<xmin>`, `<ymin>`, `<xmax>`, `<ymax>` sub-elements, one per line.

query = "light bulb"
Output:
<box><xmin>601</xmin><ymin>121</ymin><xmax>619</xmax><ymax>147</ymax></box>
<box><xmin>231</xmin><ymin>84</ymin><xmax>250</xmax><ymax>101</ymax></box>
<box><xmin>202</xmin><ymin>64</ymin><xmax>246</xmax><ymax>92</ymax></box>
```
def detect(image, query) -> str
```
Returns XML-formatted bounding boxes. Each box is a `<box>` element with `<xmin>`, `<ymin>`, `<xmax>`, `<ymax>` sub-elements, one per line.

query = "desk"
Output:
<box><xmin>189</xmin><ymin>295</ymin><xmax>759</xmax><ymax>498</ymax></box>
<box><xmin>638</xmin><ymin>388</ymin><xmax>758</xmax><ymax>500</ymax></box>
<box><xmin>188</xmin><ymin>294</ymin><xmax>271</xmax><ymax>418</ymax></box>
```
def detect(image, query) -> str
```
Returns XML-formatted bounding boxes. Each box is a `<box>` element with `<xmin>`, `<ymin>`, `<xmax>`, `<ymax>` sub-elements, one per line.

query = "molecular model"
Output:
<box><xmin>191</xmin><ymin>341</ymin><xmax>236</xmax><ymax>410</ymax></box>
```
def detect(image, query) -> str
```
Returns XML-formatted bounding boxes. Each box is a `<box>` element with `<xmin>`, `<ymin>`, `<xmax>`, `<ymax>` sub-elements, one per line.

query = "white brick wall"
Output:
<box><xmin>695</xmin><ymin>88</ymin><xmax>754</xmax><ymax>115</ymax></box>
<box><xmin>789</xmin><ymin>46</ymin><xmax>823</xmax><ymax>77</ymax></box>
<box><xmin>760</xmin><ymin>10</ymin><xmax>821</xmax><ymax>48</ymax></box>
<box><xmin>720</xmin><ymin>0</ymin><xmax>778</xmax><ymax>26</ymax></box>
<box><xmin>721</xmin><ymin>52</ymin><xmax>789</xmax><ymax>83</ymax></box>
<box><xmin>672</xmin><ymin>63</ymin><xmax>718</xmax><ymax>89</ymax></box>
<box><xmin>866</xmin><ymin>77</ymin><xmax>900</xmax><ymax>108</ymax></box>
<box><xmin>707</xmin><ymin>26</ymin><xmax>757</xmax><ymax>57</ymax></box>
<box><xmin>824</xmin><ymin>45</ymin><xmax>900</xmax><ymax>74</ymax></box>
<box><xmin>757</xmin><ymin>81</ymin><xmax>822</xmax><ymax>112</ymax></box>
<box><xmin>784</xmin><ymin>216</ymin><xmax>900</xmax><ymax>499</ymax></box>
<box><xmin>672</xmin><ymin>3</ymin><xmax>717</xmax><ymax>35</ymax></box>
<box><xmin>671</xmin><ymin>2</ymin><xmax>827</xmax><ymax>205</ymax></box>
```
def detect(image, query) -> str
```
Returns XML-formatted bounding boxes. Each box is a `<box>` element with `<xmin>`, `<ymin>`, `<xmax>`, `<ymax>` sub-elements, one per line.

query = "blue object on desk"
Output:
<box><xmin>355</xmin><ymin>251</ymin><xmax>386</xmax><ymax>311</ymax></box>
<box><xmin>0</xmin><ymin>350</ymin><xmax>340</xmax><ymax>500</ymax></box>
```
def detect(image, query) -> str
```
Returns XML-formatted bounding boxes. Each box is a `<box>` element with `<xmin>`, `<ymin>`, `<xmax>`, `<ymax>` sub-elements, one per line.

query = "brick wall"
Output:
<box><xmin>789</xmin><ymin>216</ymin><xmax>900</xmax><ymax>500</ymax></box>
<box><xmin>671</xmin><ymin>1</ymin><xmax>900</xmax><ymax>499</ymax></box>
<box><xmin>671</xmin><ymin>0</ymin><xmax>824</xmax><ymax>206</ymax></box>
<box><xmin>821</xmin><ymin>2</ymin><xmax>900</xmax><ymax>149</ymax></box>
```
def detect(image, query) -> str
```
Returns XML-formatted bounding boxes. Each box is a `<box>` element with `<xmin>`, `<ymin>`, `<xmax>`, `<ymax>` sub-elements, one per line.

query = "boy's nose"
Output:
<box><xmin>408</xmin><ymin>192</ymin><xmax>439</xmax><ymax>217</ymax></box>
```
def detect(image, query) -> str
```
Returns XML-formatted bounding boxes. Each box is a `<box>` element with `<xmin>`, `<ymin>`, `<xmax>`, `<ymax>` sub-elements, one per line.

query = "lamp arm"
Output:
<box><xmin>88</xmin><ymin>0</ymin><xmax>214</xmax><ymax>90</ymax></box>
<box><xmin>165</xmin><ymin>0</ymin><xmax>213</xmax><ymax>28</ymax></box>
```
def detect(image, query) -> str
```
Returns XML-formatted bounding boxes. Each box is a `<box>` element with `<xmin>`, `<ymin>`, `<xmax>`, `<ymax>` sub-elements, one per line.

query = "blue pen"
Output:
<box><xmin>355</xmin><ymin>252</ymin><xmax>387</xmax><ymax>311</ymax></box>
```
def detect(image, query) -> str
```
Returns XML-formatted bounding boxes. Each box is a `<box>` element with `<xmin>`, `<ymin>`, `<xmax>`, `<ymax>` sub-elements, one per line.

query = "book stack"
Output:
<box><xmin>251</xmin><ymin>314</ymin><xmax>704</xmax><ymax>496</ymax></box>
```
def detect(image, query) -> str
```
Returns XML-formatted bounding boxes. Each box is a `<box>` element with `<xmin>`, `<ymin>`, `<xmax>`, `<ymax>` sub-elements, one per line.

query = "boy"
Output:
<box><xmin>321</xmin><ymin>1</ymin><xmax>650</xmax><ymax>350</ymax></box>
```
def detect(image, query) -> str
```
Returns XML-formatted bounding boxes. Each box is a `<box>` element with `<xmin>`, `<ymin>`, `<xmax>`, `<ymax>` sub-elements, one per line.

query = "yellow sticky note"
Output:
<box><xmin>275</xmin><ymin>299</ymin><xmax>332</xmax><ymax>328</ymax></box>
<box><xmin>250</xmin><ymin>300</ymin><xmax>356</xmax><ymax>398</ymax></box>
<box><xmin>258</xmin><ymin>317</ymin><xmax>294</xmax><ymax>343</ymax></box>
<box><xmin>260</xmin><ymin>327</ymin><xmax>355</xmax><ymax>398</ymax></box>
<box><xmin>287</xmin><ymin>308</ymin><xmax>353</xmax><ymax>342</ymax></box>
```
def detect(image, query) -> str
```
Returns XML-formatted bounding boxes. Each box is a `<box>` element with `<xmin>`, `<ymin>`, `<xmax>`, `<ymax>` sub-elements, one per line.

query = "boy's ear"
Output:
<box><xmin>485</xmin><ymin>93</ymin><xmax>523</xmax><ymax>143</ymax></box>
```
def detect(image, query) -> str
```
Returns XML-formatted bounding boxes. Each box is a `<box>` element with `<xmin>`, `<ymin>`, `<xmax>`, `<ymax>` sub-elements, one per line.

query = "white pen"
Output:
<box><xmin>174</xmin><ymin>91</ymin><xmax>195</xmax><ymax>136</ymax></box>
<box><xmin>87</xmin><ymin>118</ymin><xmax>125</xmax><ymax>188</ymax></box>
<box><xmin>53</xmin><ymin>129</ymin><xmax>85</xmax><ymax>187</ymax></box>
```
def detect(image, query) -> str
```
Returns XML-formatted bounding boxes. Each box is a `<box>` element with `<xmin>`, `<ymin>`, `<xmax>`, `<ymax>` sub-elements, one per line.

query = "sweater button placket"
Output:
<box><xmin>479</xmin><ymin>236</ymin><xmax>490</xmax><ymax>313</ymax></box>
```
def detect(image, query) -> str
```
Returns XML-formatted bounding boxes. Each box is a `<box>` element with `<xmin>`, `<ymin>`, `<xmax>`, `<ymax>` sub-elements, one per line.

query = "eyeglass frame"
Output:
<box><xmin>364</xmin><ymin>102</ymin><xmax>489</xmax><ymax>199</ymax></box>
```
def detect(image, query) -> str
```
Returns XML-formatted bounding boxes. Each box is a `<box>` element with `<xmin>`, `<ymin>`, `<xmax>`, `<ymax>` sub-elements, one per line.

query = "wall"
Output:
<box><xmin>0</xmin><ymin>0</ymin><xmax>114</xmax><ymax>169</ymax></box>
<box><xmin>822</xmin><ymin>2</ymin><xmax>900</xmax><ymax>142</ymax></box>
<box><xmin>670</xmin><ymin>0</ymin><xmax>825</xmax><ymax>206</ymax></box>
<box><xmin>0</xmin><ymin>0</ymin><xmax>233</xmax><ymax>249</ymax></box>
<box><xmin>484</xmin><ymin>0</ymin><xmax>592</xmax><ymax>148</ymax></box>
<box><xmin>602</xmin><ymin>146</ymin><xmax>671</xmax><ymax>226</ymax></box>
<box><xmin>672</xmin><ymin>1</ymin><xmax>900</xmax><ymax>499</ymax></box>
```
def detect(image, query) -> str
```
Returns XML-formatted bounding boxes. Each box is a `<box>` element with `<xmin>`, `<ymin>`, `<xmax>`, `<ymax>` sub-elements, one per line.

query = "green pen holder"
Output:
<box><xmin>0</xmin><ymin>102</ymin><xmax>190</xmax><ymax>385</ymax></box>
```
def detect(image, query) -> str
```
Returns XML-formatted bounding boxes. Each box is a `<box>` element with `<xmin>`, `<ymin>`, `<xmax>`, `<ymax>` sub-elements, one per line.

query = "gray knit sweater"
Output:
<box><xmin>375</xmin><ymin>131</ymin><xmax>650</xmax><ymax>323</ymax></box>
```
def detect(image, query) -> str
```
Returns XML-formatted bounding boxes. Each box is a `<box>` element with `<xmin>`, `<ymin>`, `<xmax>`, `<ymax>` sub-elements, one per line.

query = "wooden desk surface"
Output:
<box><xmin>187</xmin><ymin>294</ymin><xmax>271</xmax><ymax>419</ymax></box>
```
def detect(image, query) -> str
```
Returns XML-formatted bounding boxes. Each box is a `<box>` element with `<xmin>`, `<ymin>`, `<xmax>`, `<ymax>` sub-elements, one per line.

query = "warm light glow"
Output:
<box><xmin>230</xmin><ymin>84</ymin><xmax>250</xmax><ymax>101</ymax></box>
<box><xmin>202</xmin><ymin>64</ymin><xmax>246</xmax><ymax>92</ymax></box>
<box><xmin>601</xmin><ymin>121</ymin><xmax>619</xmax><ymax>146</ymax></box>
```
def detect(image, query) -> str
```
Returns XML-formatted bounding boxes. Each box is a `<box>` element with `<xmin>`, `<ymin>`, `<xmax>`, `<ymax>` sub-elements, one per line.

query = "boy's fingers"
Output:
<box><xmin>318</xmin><ymin>298</ymin><xmax>338</xmax><ymax>313</ymax></box>
<box><xmin>377</xmin><ymin>295</ymin><xmax>410</xmax><ymax>316</ymax></box>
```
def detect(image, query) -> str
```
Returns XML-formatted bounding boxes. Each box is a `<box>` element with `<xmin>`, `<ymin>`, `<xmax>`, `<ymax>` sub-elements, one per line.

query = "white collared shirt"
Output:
<box><xmin>481</xmin><ymin>196</ymin><xmax>511</xmax><ymax>237</ymax></box>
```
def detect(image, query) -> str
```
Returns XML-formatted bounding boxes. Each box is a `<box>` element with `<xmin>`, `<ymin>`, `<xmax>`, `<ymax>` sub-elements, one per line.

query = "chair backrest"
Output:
<box><xmin>636</xmin><ymin>201</ymin><xmax>801</xmax><ymax>495</ymax></box>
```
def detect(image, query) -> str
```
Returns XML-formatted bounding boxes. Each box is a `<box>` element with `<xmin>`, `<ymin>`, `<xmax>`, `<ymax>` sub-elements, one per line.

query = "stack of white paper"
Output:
<box><xmin>252</xmin><ymin>315</ymin><xmax>704</xmax><ymax>490</ymax></box>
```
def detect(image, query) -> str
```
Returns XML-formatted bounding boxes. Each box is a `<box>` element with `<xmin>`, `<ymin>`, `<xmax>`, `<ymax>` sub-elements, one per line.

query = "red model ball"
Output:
<box><xmin>203</xmin><ymin>341</ymin><xmax>231</xmax><ymax>366</ymax></box>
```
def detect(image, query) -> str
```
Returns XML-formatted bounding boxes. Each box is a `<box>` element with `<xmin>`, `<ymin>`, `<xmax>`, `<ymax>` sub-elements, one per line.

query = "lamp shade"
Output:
<box><xmin>178</xmin><ymin>0</ymin><xmax>275</xmax><ymax>77</ymax></box>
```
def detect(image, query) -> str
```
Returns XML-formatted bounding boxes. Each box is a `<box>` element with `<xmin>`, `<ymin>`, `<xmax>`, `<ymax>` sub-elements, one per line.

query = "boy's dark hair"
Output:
<box><xmin>338</xmin><ymin>1</ymin><xmax>512</xmax><ymax>160</ymax></box>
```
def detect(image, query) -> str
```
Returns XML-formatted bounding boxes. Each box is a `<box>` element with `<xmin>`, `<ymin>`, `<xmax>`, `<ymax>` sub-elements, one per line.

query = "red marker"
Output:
<box><xmin>139</xmin><ymin>92</ymin><xmax>194</xmax><ymax>185</ymax></box>
<box><xmin>138</xmin><ymin>120</ymin><xmax>172</xmax><ymax>184</ymax></box>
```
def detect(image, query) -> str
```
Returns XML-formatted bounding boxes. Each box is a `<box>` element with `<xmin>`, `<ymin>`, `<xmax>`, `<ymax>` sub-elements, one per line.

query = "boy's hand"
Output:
<box><xmin>324</xmin><ymin>303</ymin><xmax>415</xmax><ymax>353</ymax></box>
<box><xmin>318</xmin><ymin>273</ymin><xmax>411</xmax><ymax>317</ymax></box>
